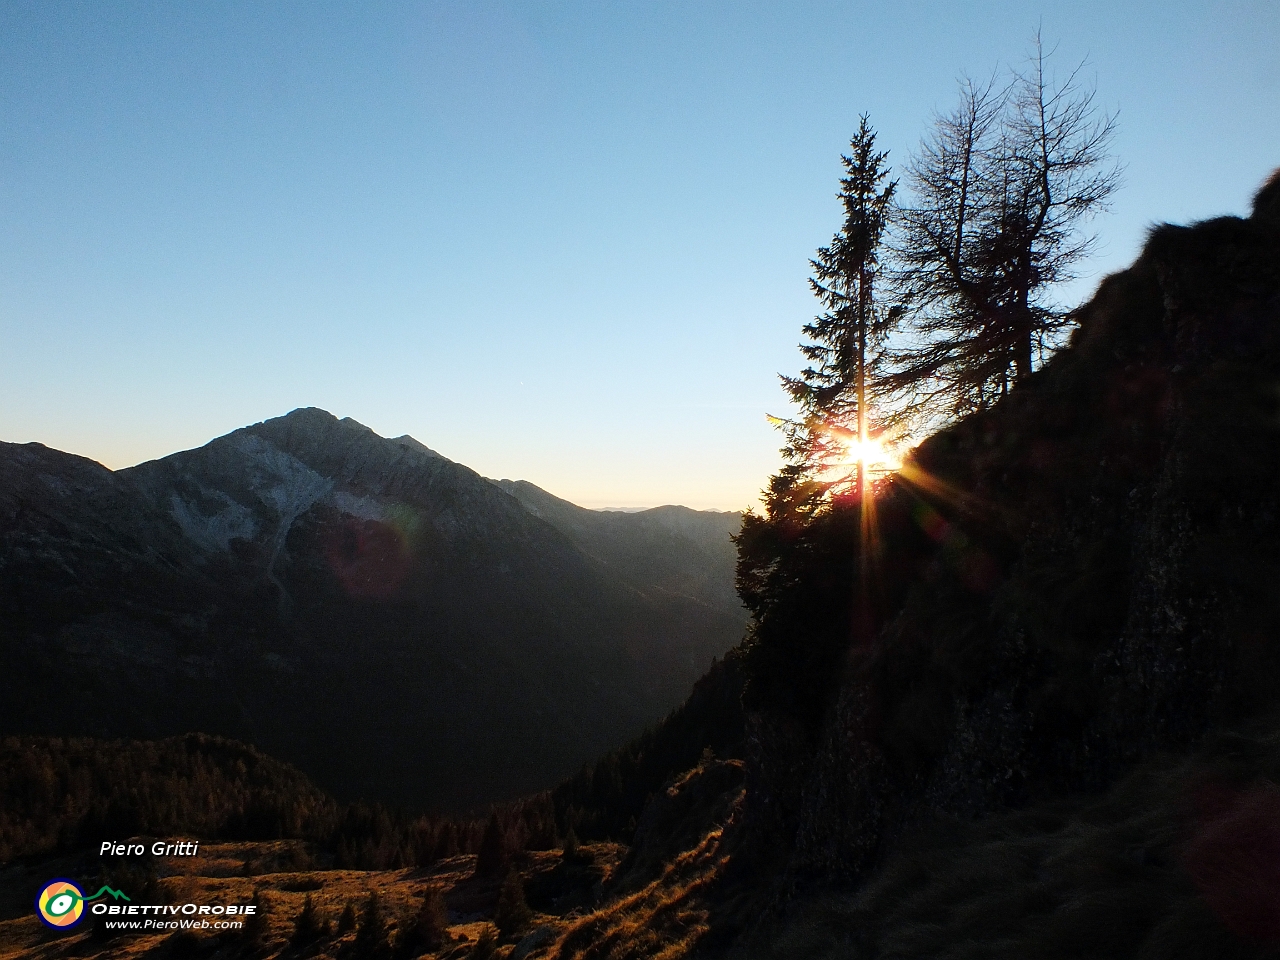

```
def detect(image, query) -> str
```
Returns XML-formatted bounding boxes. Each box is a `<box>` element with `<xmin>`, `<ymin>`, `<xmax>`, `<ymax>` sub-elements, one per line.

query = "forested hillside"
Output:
<box><xmin>0</xmin><ymin>734</ymin><xmax>561</xmax><ymax>870</ymax></box>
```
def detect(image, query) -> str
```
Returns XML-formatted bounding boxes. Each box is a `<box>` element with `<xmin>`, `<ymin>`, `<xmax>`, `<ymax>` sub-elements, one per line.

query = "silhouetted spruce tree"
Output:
<box><xmin>494</xmin><ymin>869</ymin><xmax>532</xmax><ymax>940</ymax></box>
<box><xmin>291</xmin><ymin>893</ymin><xmax>328</xmax><ymax>946</ymax></box>
<box><xmin>520</xmin><ymin>794</ymin><xmax>559</xmax><ymax>850</ymax></box>
<box><xmin>473</xmin><ymin>812</ymin><xmax>508</xmax><ymax>877</ymax></box>
<box><xmin>397</xmin><ymin>886</ymin><xmax>449</xmax><ymax>956</ymax></box>
<box><xmin>354</xmin><ymin>891</ymin><xmax>391</xmax><ymax>958</ymax></box>
<box><xmin>433</xmin><ymin>822</ymin><xmax>460</xmax><ymax>860</ymax></box>
<box><xmin>561</xmin><ymin>826</ymin><xmax>580</xmax><ymax>862</ymax></box>
<box><xmin>241</xmin><ymin>888</ymin><xmax>269</xmax><ymax>948</ymax></box>
<box><xmin>337</xmin><ymin>900</ymin><xmax>358</xmax><ymax>934</ymax></box>
<box><xmin>773</xmin><ymin>114</ymin><xmax>898</xmax><ymax>513</ymax></box>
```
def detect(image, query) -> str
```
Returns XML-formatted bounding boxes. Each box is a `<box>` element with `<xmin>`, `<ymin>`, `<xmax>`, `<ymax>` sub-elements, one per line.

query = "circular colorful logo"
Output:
<box><xmin>36</xmin><ymin>879</ymin><xmax>86</xmax><ymax>929</ymax></box>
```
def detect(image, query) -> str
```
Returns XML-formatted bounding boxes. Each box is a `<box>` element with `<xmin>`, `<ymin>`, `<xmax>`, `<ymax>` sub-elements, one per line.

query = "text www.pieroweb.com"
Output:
<box><xmin>94</xmin><ymin>902</ymin><xmax>254</xmax><ymax>931</ymax></box>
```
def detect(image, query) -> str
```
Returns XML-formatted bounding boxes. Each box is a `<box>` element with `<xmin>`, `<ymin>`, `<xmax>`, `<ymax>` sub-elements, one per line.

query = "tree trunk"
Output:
<box><xmin>1014</xmin><ymin>282</ymin><xmax>1034</xmax><ymax>381</ymax></box>
<box><xmin>856</xmin><ymin>268</ymin><xmax>869</xmax><ymax>499</ymax></box>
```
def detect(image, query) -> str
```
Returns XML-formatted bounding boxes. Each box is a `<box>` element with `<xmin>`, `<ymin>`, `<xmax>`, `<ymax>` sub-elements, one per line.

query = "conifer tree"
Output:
<box><xmin>434</xmin><ymin>822</ymin><xmax>460</xmax><ymax>861</ymax></box>
<box><xmin>774</xmin><ymin>115</ymin><xmax>897</xmax><ymax>512</ymax></box>
<box><xmin>338</xmin><ymin>900</ymin><xmax>358</xmax><ymax>935</ymax></box>
<box><xmin>473</xmin><ymin>812</ymin><xmax>507</xmax><ymax>877</ymax></box>
<box><xmin>494</xmin><ymin>869</ymin><xmax>532</xmax><ymax>940</ymax></box>
<box><xmin>398</xmin><ymin>886</ymin><xmax>449</xmax><ymax>955</ymax></box>
<box><xmin>561</xmin><ymin>826</ymin><xmax>580</xmax><ymax>862</ymax></box>
<box><xmin>241</xmin><ymin>888</ymin><xmax>270</xmax><ymax>948</ymax></box>
<box><xmin>354</xmin><ymin>890</ymin><xmax>391</xmax><ymax>958</ymax></box>
<box><xmin>291</xmin><ymin>893</ymin><xmax>328</xmax><ymax>945</ymax></box>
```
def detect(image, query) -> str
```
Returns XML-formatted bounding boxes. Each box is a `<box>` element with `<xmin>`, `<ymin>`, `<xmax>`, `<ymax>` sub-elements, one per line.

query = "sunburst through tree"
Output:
<box><xmin>769</xmin><ymin>115</ymin><xmax>901</xmax><ymax>520</ymax></box>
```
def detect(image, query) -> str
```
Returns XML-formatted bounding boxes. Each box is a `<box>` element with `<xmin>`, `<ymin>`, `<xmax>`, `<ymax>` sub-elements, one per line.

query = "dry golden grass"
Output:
<box><xmin>548</xmin><ymin>826</ymin><xmax>731</xmax><ymax>960</ymax></box>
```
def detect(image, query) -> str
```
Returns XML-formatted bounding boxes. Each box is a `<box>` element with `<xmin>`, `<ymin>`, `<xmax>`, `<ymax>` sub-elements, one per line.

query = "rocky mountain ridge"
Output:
<box><xmin>0</xmin><ymin>409</ymin><xmax>745</xmax><ymax>811</ymax></box>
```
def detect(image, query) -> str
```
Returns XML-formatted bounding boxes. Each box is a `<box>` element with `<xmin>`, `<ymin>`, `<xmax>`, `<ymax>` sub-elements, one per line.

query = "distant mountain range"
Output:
<box><xmin>0</xmin><ymin>408</ymin><xmax>745</xmax><ymax>810</ymax></box>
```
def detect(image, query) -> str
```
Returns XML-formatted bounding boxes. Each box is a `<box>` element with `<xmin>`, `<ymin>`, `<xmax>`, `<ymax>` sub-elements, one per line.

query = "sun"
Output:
<box><xmin>818</xmin><ymin>433</ymin><xmax>905</xmax><ymax>485</ymax></box>
<box><xmin>843</xmin><ymin>436</ymin><xmax>902</xmax><ymax>472</ymax></box>
<box><xmin>768</xmin><ymin>415</ymin><xmax>912</xmax><ymax>491</ymax></box>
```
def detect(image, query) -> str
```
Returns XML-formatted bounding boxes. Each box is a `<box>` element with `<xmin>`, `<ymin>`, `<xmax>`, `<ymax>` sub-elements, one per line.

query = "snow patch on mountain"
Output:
<box><xmin>332</xmin><ymin>490</ymin><xmax>386</xmax><ymax>521</ymax></box>
<box><xmin>229</xmin><ymin>434</ymin><xmax>334</xmax><ymax>517</ymax></box>
<box><xmin>168</xmin><ymin>492</ymin><xmax>258</xmax><ymax>552</ymax></box>
<box><xmin>229</xmin><ymin>434</ymin><xmax>334</xmax><ymax>611</ymax></box>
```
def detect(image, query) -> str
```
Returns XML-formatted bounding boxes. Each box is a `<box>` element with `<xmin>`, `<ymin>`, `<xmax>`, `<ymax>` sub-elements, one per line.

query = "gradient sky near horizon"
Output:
<box><xmin>3</xmin><ymin>1</ymin><xmax>1277</xmax><ymax>509</ymax></box>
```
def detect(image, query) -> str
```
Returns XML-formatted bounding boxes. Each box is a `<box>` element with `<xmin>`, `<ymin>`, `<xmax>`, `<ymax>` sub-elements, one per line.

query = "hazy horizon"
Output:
<box><xmin>10</xmin><ymin>405</ymin><xmax>741</xmax><ymax>511</ymax></box>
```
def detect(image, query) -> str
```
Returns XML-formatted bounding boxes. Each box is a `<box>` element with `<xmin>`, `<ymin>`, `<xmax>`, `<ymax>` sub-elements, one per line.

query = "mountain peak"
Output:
<box><xmin>259</xmin><ymin>406</ymin><xmax>347</xmax><ymax>431</ymax></box>
<box><xmin>247</xmin><ymin>409</ymin><xmax>448</xmax><ymax>464</ymax></box>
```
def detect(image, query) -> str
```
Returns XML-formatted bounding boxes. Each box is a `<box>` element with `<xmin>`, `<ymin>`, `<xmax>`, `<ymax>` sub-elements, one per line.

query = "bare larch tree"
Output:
<box><xmin>891</xmin><ymin>36</ymin><xmax>1122</xmax><ymax>420</ymax></box>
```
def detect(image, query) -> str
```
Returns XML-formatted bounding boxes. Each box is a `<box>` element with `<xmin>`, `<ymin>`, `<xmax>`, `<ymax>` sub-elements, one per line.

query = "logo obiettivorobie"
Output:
<box><xmin>36</xmin><ymin>879</ymin><xmax>130</xmax><ymax>929</ymax></box>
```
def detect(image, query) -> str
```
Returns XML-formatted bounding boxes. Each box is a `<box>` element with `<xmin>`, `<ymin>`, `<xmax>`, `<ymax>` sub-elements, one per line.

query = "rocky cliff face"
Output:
<box><xmin>740</xmin><ymin>171</ymin><xmax>1280</xmax><ymax>882</ymax></box>
<box><xmin>0</xmin><ymin>409</ymin><xmax>744</xmax><ymax>810</ymax></box>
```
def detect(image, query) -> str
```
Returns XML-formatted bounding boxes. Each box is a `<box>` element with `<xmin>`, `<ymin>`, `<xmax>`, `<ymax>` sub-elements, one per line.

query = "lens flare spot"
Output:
<box><xmin>323</xmin><ymin>517</ymin><xmax>412</xmax><ymax>599</ymax></box>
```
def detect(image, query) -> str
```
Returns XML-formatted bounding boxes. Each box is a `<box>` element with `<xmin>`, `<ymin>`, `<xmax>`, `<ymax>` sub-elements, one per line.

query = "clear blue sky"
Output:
<box><xmin>3</xmin><ymin>1</ymin><xmax>1276</xmax><ymax>509</ymax></box>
